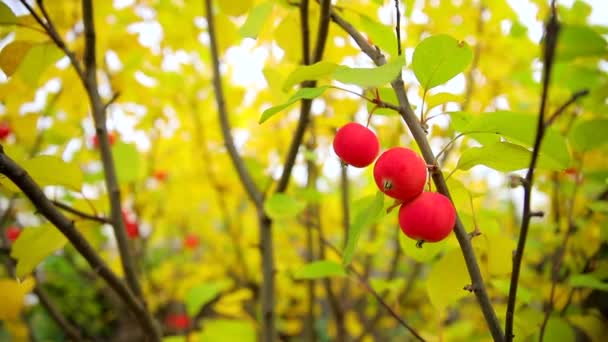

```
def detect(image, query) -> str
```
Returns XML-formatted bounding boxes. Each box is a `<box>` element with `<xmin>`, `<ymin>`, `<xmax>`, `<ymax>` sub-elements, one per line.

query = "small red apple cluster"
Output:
<box><xmin>333</xmin><ymin>122</ymin><xmax>457</xmax><ymax>245</ymax></box>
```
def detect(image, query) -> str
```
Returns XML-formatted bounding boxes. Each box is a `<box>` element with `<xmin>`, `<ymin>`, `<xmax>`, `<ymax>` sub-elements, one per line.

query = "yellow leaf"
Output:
<box><xmin>0</xmin><ymin>155</ymin><xmax>84</xmax><ymax>192</ymax></box>
<box><xmin>218</xmin><ymin>0</ymin><xmax>252</xmax><ymax>17</ymax></box>
<box><xmin>426</xmin><ymin>248</ymin><xmax>471</xmax><ymax>310</ymax></box>
<box><xmin>0</xmin><ymin>277</ymin><xmax>35</xmax><ymax>320</ymax></box>
<box><xmin>483</xmin><ymin>233</ymin><xmax>515</xmax><ymax>276</ymax></box>
<box><xmin>10</xmin><ymin>225</ymin><xmax>68</xmax><ymax>278</ymax></box>
<box><xmin>0</xmin><ymin>41</ymin><xmax>33</xmax><ymax>77</ymax></box>
<box><xmin>12</xmin><ymin>114</ymin><xmax>38</xmax><ymax>146</ymax></box>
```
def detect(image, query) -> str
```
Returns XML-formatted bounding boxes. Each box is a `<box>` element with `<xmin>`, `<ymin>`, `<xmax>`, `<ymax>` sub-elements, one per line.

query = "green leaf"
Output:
<box><xmin>569</xmin><ymin>274</ymin><xmax>608</xmax><ymax>291</ymax></box>
<box><xmin>0</xmin><ymin>2</ymin><xmax>16</xmax><ymax>26</ymax></box>
<box><xmin>1</xmin><ymin>155</ymin><xmax>84</xmax><ymax>192</ymax></box>
<box><xmin>15</xmin><ymin>41</ymin><xmax>63</xmax><ymax>87</ymax></box>
<box><xmin>357</xmin><ymin>13</ymin><xmax>398</xmax><ymax>56</ymax></box>
<box><xmin>283</xmin><ymin>62</ymin><xmax>338</xmax><ymax>90</ymax></box>
<box><xmin>113</xmin><ymin>142</ymin><xmax>140</xmax><ymax>184</ymax></box>
<box><xmin>460</xmin><ymin>111</ymin><xmax>570</xmax><ymax>168</ymax></box>
<box><xmin>198</xmin><ymin>319</ymin><xmax>256</xmax><ymax>342</ymax></box>
<box><xmin>556</xmin><ymin>25</ymin><xmax>607</xmax><ymax>61</ymax></box>
<box><xmin>426</xmin><ymin>248</ymin><xmax>470</xmax><ymax>310</ymax></box>
<box><xmin>264</xmin><ymin>193</ymin><xmax>305</xmax><ymax>220</ymax></box>
<box><xmin>293</xmin><ymin>260</ymin><xmax>346</xmax><ymax>280</ymax></box>
<box><xmin>456</xmin><ymin>142</ymin><xmax>563</xmax><ymax>172</ymax></box>
<box><xmin>342</xmin><ymin>191</ymin><xmax>384</xmax><ymax>266</ymax></box>
<box><xmin>0</xmin><ymin>41</ymin><xmax>33</xmax><ymax>77</ymax></box>
<box><xmin>239</xmin><ymin>1</ymin><xmax>273</xmax><ymax>38</ymax></box>
<box><xmin>259</xmin><ymin>86</ymin><xmax>329</xmax><ymax>124</ymax></box>
<box><xmin>185</xmin><ymin>281</ymin><xmax>230</xmax><ymax>317</ymax></box>
<box><xmin>569</xmin><ymin>118</ymin><xmax>608</xmax><ymax>152</ymax></box>
<box><xmin>334</xmin><ymin>55</ymin><xmax>405</xmax><ymax>88</ymax></box>
<box><xmin>412</xmin><ymin>34</ymin><xmax>473</xmax><ymax>90</ymax></box>
<box><xmin>399</xmin><ymin>232</ymin><xmax>446</xmax><ymax>262</ymax></box>
<box><xmin>11</xmin><ymin>225</ymin><xmax>68</xmax><ymax>279</ymax></box>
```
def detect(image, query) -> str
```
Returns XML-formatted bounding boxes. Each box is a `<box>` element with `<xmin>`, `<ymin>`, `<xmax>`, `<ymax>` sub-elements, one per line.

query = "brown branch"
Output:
<box><xmin>202</xmin><ymin>2</ymin><xmax>274</xmax><ymax>341</ymax></box>
<box><xmin>0</xmin><ymin>148</ymin><xmax>160</xmax><ymax>341</ymax></box>
<box><xmin>33</xmin><ymin>284</ymin><xmax>84</xmax><ymax>342</ymax></box>
<box><xmin>394</xmin><ymin>0</ymin><xmax>402</xmax><ymax>56</ymax></box>
<box><xmin>203</xmin><ymin>0</ymin><xmax>262</xmax><ymax>209</ymax></box>
<box><xmin>505</xmin><ymin>3</ymin><xmax>560</xmax><ymax>340</ymax></box>
<box><xmin>80</xmin><ymin>0</ymin><xmax>145</xmax><ymax>306</ymax></box>
<box><xmin>328</xmin><ymin>6</ymin><xmax>504</xmax><ymax>341</ymax></box>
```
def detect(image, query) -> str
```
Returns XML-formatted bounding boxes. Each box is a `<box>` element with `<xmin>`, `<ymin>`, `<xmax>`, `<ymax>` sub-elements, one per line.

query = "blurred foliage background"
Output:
<box><xmin>0</xmin><ymin>0</ymin><xmax>607</xmax><ymax>341</ymax></box>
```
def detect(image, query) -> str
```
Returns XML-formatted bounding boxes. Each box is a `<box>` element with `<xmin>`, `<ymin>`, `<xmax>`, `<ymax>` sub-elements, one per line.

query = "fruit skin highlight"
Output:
<box><xmin>398</xmin><ymin>192</ymin><xmax>456</xmax><ymax>243</ymax></box>
<box><xmin>373</xmin><ymin>147</ymin><xmax>427</xmax><ymax>201</ymax></box>
<box><xmin>332</xmin><ymin>122</ymin><xmax>380</xmax><ymax>168</ymax></box>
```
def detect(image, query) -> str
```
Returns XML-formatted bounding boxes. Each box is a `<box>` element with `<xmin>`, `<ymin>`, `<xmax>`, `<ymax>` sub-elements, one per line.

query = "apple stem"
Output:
<box><xmin>415</xmin><ymin>240</ymin><xmax>425</xmax><ymax>248</ymax></box>
<box><xmin>386</xmin><ymin>199</ymin><xmax>405</xmax><ymax>213</ymax></box>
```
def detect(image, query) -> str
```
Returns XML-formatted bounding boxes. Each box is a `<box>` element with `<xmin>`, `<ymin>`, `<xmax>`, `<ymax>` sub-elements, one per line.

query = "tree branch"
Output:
<box><xmin>33</xmin><ymin>284</ymin><xmax>84</xmax><ymax>342</ymax></box>
<box><xmin>51</xmin><ymin>200</ymin><xmax>110</xmax><ymax>224</ymax></box>
<box><xmin>202</xmin><ymin>0</ymin><xmax>263</xmax><ymax>209</ymax></box>
<box><xmin>202</xmin><ymin>2</ymin><xmax>274</xmax><ymax>341</ymax></box>
<box><xmin>275</xmin><ymin>0</ymin><xmax>331</xmax><ymax>193</ymax></box>
<box><xmin>317</xmin><ymin>233</ymin><xmax>425</xmax><ymax>341</ymax></box>
<box><xmin>327</xmin><ymin>6</ymin><xmax>504</xmax><ymax>341</ymax></box>
<box><xmin>505</xmin><ymin>3</ymin><xmax>560</xmax><ymax>340</ymax></box>
<box><xmin>0</xmin><ymin>148</ymin><xmax>160</xmax><ymax>341</ymax></box>
<box><xmin>78</xmin><ymin>0</ymin><xmax>145</xmax><ymax>309</ymax></box>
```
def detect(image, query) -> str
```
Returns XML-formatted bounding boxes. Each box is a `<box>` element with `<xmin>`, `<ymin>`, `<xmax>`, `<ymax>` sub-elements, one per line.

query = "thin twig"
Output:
<box><xmin>51</xmin><ymin>200</ymin><xmax>110</xmax><ymax>224</ymax></box>
<box><xmin>317</xmin><ymin>234</ymin><xmax>426</xmax><ymax>341</ymax></box>
<box><xmin>394</xmin><ymin>0</ymin><xmax>402</xmax><ymax>56</ymax></box>
<box><xmin>505</xmin><ymin>3</ymin><xmax>560</xmax><ymax>340</ymax></box>
<box><xmin>328</xmin><ymin>6</ymin><xmax>504</xmax><ymax>341</ymax></box>
<box><xmin>80</xmin><ymin>0</ymin><xmax>145</xmax><ymax>306</ymax></box>
<box><xmin>34</xmin><ymin>284</ymin><xmax>84</xmax><ymax>341</ymax></box>
<box><xmin>544</xmin><ymin>89</ymin><xmax>589</xmax><ymax>127</ymax></box>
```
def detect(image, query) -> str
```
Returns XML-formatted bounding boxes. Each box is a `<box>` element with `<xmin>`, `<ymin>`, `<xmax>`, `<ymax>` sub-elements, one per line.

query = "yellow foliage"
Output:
<box><xmin>0</xmin><ymin>277</ymin><xmax>35</xmax><ymax>320</ymax></box>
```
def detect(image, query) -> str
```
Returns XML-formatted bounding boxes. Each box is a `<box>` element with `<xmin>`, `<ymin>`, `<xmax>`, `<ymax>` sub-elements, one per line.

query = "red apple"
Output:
<box><xmin>332</xmin><ymin>122</ymin><xmax>380</xmax><ymax>168</ymax></box>
<box><xmin>121</xmin><ymin>209</ymin><xmax>139</xmax><ymax>239</ymax></box>
<box><xmin>398</xmin><ymin>192</ymin><xmax>456</xmax><ymax>243</ymax></box>
<box><xmin>373</xmin><ymin>147</ymin><xmax>427</xmax><ymax>201</ymax></box>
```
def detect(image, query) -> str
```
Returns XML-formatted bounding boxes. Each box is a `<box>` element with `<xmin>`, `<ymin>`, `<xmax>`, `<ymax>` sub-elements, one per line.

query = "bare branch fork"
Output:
<box><xmin>504</xmin><ymin>2</ymin><xmax>567</xmax><ymax>340</ymax></box>
<box><xmin>0</xmin><ymin>148</ymin><xmax>160</xmax><ymax>341</ymax></box>
<box><xmin>326</xmin><ymin>5</ymin><xmax>505</xmax><ymax>341</ymax></box>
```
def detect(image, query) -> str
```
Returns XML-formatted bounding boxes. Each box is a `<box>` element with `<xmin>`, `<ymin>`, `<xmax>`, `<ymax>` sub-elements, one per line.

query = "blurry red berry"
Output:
<box><xmin>183</xmin><ymin>234</ymin><xmax>199</xmax><ymax>249</ymax></box>
<box><xmin>5</xmin><ymin>226</ymin><xmax>21</xmax><ymax>242</ymax></box>
<box><xmin>153</xmin><ymin>170</ymin><xmax>168</xmax><ymax>182</ymax></box>
<box><xmin>0</xmin><ymin>122</ymin><xmax>11</xmax><ymax>140</ymax></box>
<box><xmin>165</xmin><ymin>313</ymin><xmax>190</xmax><ymax>330</ymax></box>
